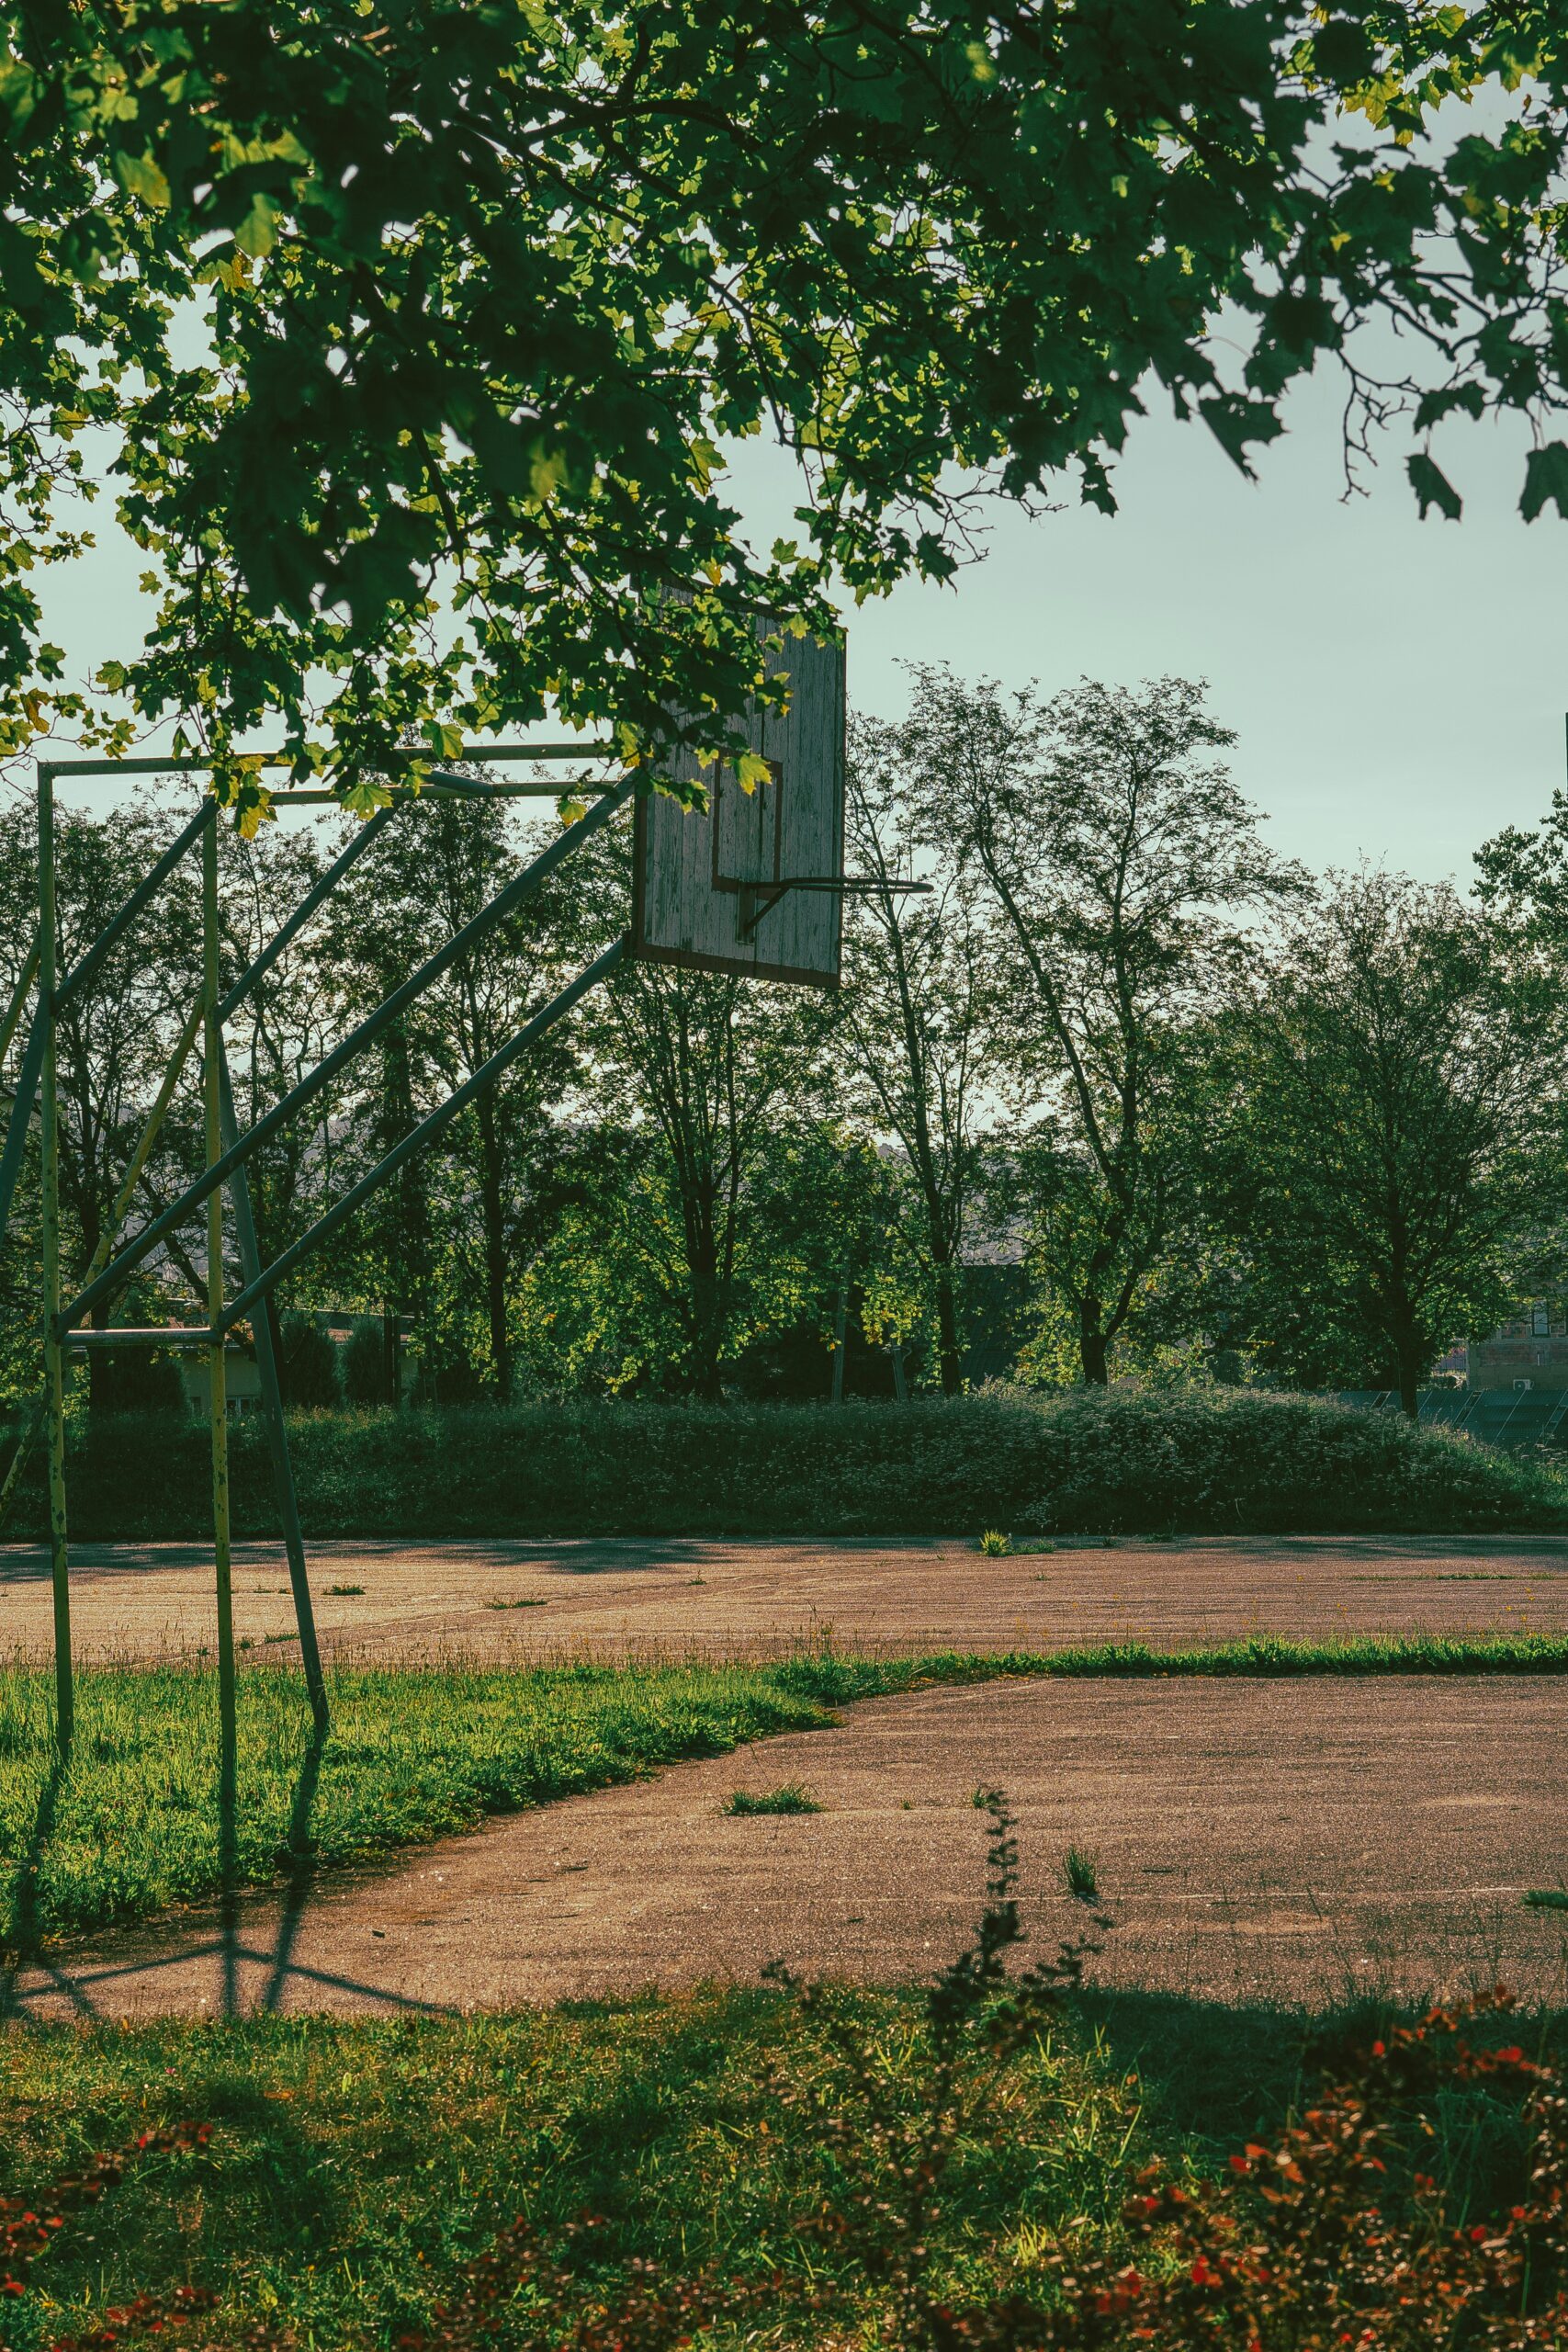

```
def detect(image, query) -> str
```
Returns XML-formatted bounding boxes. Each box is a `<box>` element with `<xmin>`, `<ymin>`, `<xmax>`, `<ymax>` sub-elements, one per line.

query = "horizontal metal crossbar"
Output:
<box><xmin>61</xmin><ymin>775</ymin><xmax>637</xmax><ymax>1334</ymax></box>
<box><xmin>64</xmin><ymin>1327</ymin><xmax>219</xmax><ymax>1348</ymax></box>
<box><xmin>41</xmin><ymin>741</ymin><xmax>613</xmax><ymax>783</ymax></box>
<box><xmin>220</xmin><ymin>936</ymin><xmax>627</xmax><ymax>1331</ymax></box>
<box><xmin>738</xmin><ymin>875</ymin><xmax>931</xmax><ymax>940</ymax></box>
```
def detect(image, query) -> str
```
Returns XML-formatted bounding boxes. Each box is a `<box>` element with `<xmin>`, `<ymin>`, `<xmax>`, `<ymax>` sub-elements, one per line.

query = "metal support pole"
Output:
<box><xmin>204</xmin><ymin>820</ymin><xmax>237</xmax><ymax>1903</ymax></box>
<box><xmin>217</xmin><ymin>1041</ymin><xmax>328</xmax><ymax>1729</ymax></box>
<box><xmin>65</xmin><ymin>775</ymin><xmax>637</xmax><ymax>1334</ymax></box>
<box><xmin>37</xmin><ymin>768</ymin><xmax>72</xmax><ymax>1753</ymax></box>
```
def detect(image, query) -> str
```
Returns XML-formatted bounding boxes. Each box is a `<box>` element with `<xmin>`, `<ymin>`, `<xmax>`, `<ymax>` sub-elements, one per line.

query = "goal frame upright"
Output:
<box><xmin>0</xmin><ymin>614</ymin><xmax>894</xmax><ymax>1792</ymax></box>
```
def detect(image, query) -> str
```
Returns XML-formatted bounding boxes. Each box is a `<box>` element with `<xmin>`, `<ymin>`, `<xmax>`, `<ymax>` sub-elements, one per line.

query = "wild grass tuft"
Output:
<box><xmin>978</xmin><ymin>1529</ymin><xmax>1012</xmax><ymax>1556</ymax></box>
<box><xmin>1064</xmin><ymin>1845</ymin><xmax>1100</xmax><ymax>1902</ymax></box>
<box><xmin>722</xmin><ymin>1781</ymin><xmax>822</xmax><ymax>1816</ymax></box>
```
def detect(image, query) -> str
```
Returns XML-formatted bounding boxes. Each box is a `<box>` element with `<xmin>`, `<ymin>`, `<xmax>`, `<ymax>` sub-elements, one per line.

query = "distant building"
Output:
<box><xmin>1464</xmin><ymin>1301</ymin><xmax>1568</xmax><ymax>1392</ymax></box>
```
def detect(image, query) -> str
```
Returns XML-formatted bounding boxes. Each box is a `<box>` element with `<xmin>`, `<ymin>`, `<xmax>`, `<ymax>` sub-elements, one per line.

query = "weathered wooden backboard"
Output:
<box><xmin>631</xmin><ymin>621</ymin><xmax>846</xmax><ymax>989</ymax></box>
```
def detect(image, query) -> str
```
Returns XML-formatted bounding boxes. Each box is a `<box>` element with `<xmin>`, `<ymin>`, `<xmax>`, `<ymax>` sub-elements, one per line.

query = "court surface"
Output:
<box><xmin>1</xmin><ymin>1531</ymin><xmax>1566</xmax><ymax>1664</ymax></box>
<box><xmin>5</xmin><ymin>1534</ymin><xmax>1565</xmax><ymax>2022</ymax></box>
<box><xmin>8</xmin><ymin>1673</ymin><xmax>1567</xmax><ymax>2020</ymax></box>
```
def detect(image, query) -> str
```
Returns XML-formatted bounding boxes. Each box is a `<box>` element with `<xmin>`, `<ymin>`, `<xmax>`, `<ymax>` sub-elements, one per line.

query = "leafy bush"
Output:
<box><xmin>275</xmin><ymin>1313</ymin><xmax>341</xmax><ymax>1409</ymax></box>
<box><xmin>85</xmin><ymin>1345</ymin><xmax>186</xmax><ymax>1419</ymax></box>
<box><xmin>5</xmin><ymin>1385</ymin><xmax>1564</xmax><ymax>1540</ymax></box>
<box><xmin>343</xmin><ymin>1321</ymin><xmax>393</xmax><ymax>1405</ymax></box>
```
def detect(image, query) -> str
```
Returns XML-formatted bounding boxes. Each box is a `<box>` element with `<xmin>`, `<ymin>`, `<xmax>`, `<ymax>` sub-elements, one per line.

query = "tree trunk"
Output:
<box><xmin>475</xmin><ymin>1096</ymin><xmax>511</xmax><ymax>1402</ymax></box>
<box><xmin>933</xmin><ymin>1260</ymin><xmax>962</xmax><ymax>1396</ymax></box>
<box><xmin>1080</xmin><ymin>1311</ymin><xmax>1110</xmax><ymax>1387</ymax></box>
<box><xmin>1396</xmin><ymin>1345</ymin><xmax>1421</xmax><ymax>1420</ymax></box>
<box><xmin>687</xmin><ymin>1255</ymin><xmax>726</xmax><ymax>1400</ymax></box>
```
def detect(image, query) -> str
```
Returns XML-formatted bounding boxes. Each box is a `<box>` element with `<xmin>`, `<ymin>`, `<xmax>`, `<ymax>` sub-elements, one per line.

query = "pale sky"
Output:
<box><xmin>33</xmin><ymin>358</ymin><xmax>1568</xmax><ymax>888</ymax></box>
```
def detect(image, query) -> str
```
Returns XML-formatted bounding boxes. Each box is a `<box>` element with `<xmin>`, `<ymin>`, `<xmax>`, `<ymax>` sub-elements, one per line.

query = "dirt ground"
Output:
<box><xmin>6</xmin><ymin>1536</ymin><xmax>1566</xmax><ymax>2024</ymax></box>
<box><xmin>2</xmin><ymin>1530</ymin><xmax>1566</xmax><ymax>1665</ymax></box>
<box><xmin>9</xmin><ymin>1674</ymin><xmax>1568</xmax><ymax>2023</ymax></box>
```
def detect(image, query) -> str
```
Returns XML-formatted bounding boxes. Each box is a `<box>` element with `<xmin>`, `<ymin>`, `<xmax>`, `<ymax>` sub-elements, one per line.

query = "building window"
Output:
<box><xmin>1533</xmin><ymin>1305</ymin><xmax>1551</xmax><ymax>1337</ymax></box>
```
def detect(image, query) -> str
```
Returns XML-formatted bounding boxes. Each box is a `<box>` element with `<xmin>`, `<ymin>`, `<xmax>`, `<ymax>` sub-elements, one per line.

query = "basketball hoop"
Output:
<box><xmin>631</xmin><ymin>617</ymin><xmax>928</xmax><ymax>989</ymax></box>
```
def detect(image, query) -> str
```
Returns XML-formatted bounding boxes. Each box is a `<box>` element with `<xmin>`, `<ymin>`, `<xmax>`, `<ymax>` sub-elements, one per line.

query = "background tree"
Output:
<box><xmin>910</xmin><ymin>669</ymin><xmax>1302</xmax><ymax>1385</ymax></box>
<box><xmin>840</xmin><ymin>715</ymin><xmax>997</xmax><ymax>1393</ymax></box>
<box><xmin>536</xmin><ymin>830</ymin><xmax>839</xmax><ymax>1396</ymax></box>
<box><xmin>0</xmin><ymin>798</ymin><xmax>210</xmax><ymax>1399</ymax></box>
<box><xmin>1213</xmin><ymin>870</ymin><xmax>1567</xmax><ymax>1415</ymax></box>
<box><xmin>317</xmin><ymin>797</ymin><xmax>578</xmax><ymax>1399</ymax></box>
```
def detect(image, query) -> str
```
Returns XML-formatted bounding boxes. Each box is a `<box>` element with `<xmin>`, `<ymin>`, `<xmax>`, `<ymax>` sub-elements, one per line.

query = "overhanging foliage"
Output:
<box><xmin>2</xmin><ymin>3</ymin><xmax>1566</xmax><ymax>815</ymax></box>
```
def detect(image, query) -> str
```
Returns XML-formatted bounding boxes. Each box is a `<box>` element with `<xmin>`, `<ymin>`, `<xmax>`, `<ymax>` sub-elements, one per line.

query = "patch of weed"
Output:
<box><xmin>1064</xmin><ymin>1845</ymin><xmax>1100</xmax><ymax>1902</ymax></box>
<box><xmin>3</xmin><ymin>1634</ymin><xmax>1568</xmax><ymax>1948</ymax></box>
<box><xmin>722</xmin><ymin>1781</ymin><xmax>822</xmax><ymax>1816</ymax></box>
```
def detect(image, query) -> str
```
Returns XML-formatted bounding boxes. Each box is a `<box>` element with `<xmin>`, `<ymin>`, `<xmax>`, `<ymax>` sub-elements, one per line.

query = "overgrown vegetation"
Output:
<box><xmin>5</xmin><ymin>1387</ymin><xmax>1564</xmax><ymax>1542</ymax></box>
<box><xmin>5</xmin><ymin>1637</ymin><xmax>1568</xmax><ymax>1954</ymax></box>
<box><xmin>5</xmin><ymin>1801</ymin><xmax>1568</xmax><ymax>2349</ymax></box>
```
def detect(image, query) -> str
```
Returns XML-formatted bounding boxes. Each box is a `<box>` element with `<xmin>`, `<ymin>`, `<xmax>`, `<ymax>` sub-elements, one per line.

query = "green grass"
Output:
<box><xmin>0</xmin><ymin>1982</ymin><xmax>1149</xmax><ymax>2348</ymax></box>
<box><xmin>3</xmin><ymin>1971</ymin><xmax>1559</xmax><ymax>2349</ymax></box>
<box><xmin>6</xmin><ymin>1385</ymin><xmax>1568</xmax><ymax>1538</ymax></box>
<box><xmin>5</xmin><ymin>1635</ymin><xmax>1568</xmax><ymax>1952</ymax></box>
<box><xmin>721</xmin><ymin>1780</ymin><xmax>822</xmax><ymax>1815</ymax></box>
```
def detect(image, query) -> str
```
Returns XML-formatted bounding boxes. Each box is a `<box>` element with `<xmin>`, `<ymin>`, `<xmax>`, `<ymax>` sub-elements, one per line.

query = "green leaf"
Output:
<box><xmin>0</xmin><ymin>61</ymin><xmax>39</xmax><ymax>131</ymax></box>
<box><xmin>1521</xmin><ymin>444</ymin><xmax>1568</xmax><ymax>524</ymax></box>
<box><xmin>233</xmin><ymin>192</ymin><xmax>283</xmax><ymax>259</ymax></box>
<box><xmin>1406</xmin><ymin>453</ymin><xmax>1462</xmax><ymax>522</ymax></box>
<box><xmin>112</xmin><ymin>148</ymin><xmax>172</xmax><ymax>210</ymax></box>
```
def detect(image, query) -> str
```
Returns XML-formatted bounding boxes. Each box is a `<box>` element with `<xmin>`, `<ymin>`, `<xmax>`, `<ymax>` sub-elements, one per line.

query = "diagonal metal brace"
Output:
<box><xmin>62</xmin><ymin>775</ymin><xmax>636</xmax><ymax>1336</ymax></box>
<box><xmin>220</xmin><ymin>936</ymin><xmax>627</xmax><ymax>1332</ymax></box>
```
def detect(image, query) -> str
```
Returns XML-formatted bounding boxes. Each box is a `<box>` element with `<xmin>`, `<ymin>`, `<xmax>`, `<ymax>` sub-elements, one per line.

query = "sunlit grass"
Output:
<box><xmin>3</xmin><ymin>1634</ymin><xmax>1567</xmax><ymax>1948</ymax></box>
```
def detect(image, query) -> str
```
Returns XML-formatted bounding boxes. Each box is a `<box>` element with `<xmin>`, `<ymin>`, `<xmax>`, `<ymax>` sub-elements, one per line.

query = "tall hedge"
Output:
<box><xmin>2</xmin><ymin>1387</ymin><xmax>1563</xmax><ymax>1541</ymax></box>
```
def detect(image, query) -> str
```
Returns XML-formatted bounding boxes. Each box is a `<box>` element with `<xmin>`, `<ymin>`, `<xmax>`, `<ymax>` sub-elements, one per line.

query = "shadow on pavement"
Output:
<box><xmin>0</xmin><ymin>1704</ymin><xmax>449</xmax><ymax>2025</ymax></box>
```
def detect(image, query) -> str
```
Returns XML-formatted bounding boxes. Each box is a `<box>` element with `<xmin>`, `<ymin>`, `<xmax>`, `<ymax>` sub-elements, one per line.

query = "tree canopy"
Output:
<box><xmin>4</xmin><ymin>2</ymin><xmax>1567</xmax><ymax>817</ymax></box>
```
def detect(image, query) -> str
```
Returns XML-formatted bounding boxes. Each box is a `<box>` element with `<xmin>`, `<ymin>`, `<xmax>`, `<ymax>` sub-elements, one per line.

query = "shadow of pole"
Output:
<box><xmin>0</xmin><ymin>1743</ymin><xmax>100</xmax><ymax>2024</ymax></box>
<box><xmin>258</xmin><ymin>1713</ymin><xmax>328</xmax><ymax>2015</ymax></box>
